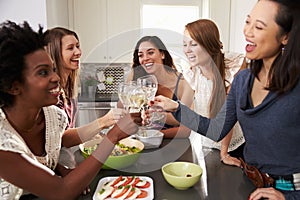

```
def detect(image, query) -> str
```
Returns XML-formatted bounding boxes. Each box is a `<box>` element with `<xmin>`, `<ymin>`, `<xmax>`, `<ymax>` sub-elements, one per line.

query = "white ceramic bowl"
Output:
<box><xmin>135</xmin><ymin>129</ymin><xmax>164</xmax><ymax>149</ymax></box>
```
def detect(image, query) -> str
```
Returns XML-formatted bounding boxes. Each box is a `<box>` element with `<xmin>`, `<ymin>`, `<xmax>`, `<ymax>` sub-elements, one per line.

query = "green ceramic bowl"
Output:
<box><xmin>162</xmin><ymin>161</ymin><xmax>202</xmax><ymax>190</ymax></box>
<box><xmin>79</xmin><ymin>137</ymin><xmax>144</xmax><ymax>169</ymax></box>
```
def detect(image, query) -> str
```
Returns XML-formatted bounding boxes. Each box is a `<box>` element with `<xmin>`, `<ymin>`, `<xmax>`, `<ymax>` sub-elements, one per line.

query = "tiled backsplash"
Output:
<box><xmin>79</xmin><ymin>63</ymin><xmax>131</xmax><ymax>97</ymax></box>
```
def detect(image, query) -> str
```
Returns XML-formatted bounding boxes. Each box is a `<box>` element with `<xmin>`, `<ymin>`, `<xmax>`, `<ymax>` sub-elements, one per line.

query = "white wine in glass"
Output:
<box><xmin>118</xmin><ymin>82</ymin><xmax>136</xmax><ymax>111</ymax></box>
<box><xmin>129</xmin><ymin>87</ymin><xmax>147</xmax><ymax>113</ymax></box>
<box><xmin>137</xmin><ymin>75</ymin><xmax>158</xmax><ymax>102</ymax></box>
<box><xmin>137</xmin><ymin>75</ymin><xmax>164</xmax><ymax>128</ymax></box>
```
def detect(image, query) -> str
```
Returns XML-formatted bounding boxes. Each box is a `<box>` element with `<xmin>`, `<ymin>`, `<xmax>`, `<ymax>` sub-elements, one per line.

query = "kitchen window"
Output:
<box><xmin>142</xmin><ymin>5</ymin><xmax>199</xmax><ymax>34</ymax></box>
<box><xmin>141</xmin><ymin>0</ymin><xmax>203</xmax><ymax>71</ymax></box>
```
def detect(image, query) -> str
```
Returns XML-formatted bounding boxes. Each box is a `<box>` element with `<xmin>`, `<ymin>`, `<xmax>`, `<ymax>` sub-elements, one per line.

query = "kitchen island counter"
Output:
<box><xmin>76</xmin><ymin>138</ymin><xmax>255</xmax><ymax>200</ymax></box>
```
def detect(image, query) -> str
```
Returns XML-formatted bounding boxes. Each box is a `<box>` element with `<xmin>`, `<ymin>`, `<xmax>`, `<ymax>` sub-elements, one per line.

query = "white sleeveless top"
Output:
<box><xmin>0</xmin><ymin>106</ymin><xmax>67</xmax><ymax>200</ymax></box>
<box><xmin>183</xmin><ymin>63</ymin><xmax>245</xmax><ymax>152</ymax></box>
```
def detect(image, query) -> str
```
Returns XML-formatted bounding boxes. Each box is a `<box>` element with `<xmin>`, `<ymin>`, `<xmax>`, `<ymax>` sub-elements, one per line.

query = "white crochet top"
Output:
<box><xmin>0</xmin><ymin>106</ymin><xmax>67</xmax><ymax>200</ymax></box>
<box><xmin>183</xmin><ymin>52</ymin><xmax>245</xmax><ymax>151</ymax></box>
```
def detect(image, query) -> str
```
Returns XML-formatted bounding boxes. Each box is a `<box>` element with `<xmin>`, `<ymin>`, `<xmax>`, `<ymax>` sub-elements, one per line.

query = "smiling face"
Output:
<box><xmin>19</xmin><ymin>49</ymin><xmax>61</xmax><ymax>107</ymax></box>
<box><xmin>137</xmin><ymin>41</ymin><xmax>165</xmax><ymax>74</ymax></box>
<box><xmin>243</xmin><ymin>0</ymin><xmax>288</xmax><ymax>63</ymax></box>
<box><xmin>183</xmin><ymin>29</ymin><xmax>211</xmax><ymax>68</ymax></box>
<box><xmin>61</xmin><ymin>35</ymin><xmax>81</xmax><ymax>73</ymax></box>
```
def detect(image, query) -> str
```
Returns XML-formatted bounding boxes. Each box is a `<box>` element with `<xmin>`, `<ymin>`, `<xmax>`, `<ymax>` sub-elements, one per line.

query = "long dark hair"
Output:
<box><xmin>252</xmin><ymin>0</ymin><xmax>299</xmax><ymax>94</ymax></box>
<box><xmin>132</xmin><ymin>36</ymin><xmax>177</xmax><ymax>78</ymax></box>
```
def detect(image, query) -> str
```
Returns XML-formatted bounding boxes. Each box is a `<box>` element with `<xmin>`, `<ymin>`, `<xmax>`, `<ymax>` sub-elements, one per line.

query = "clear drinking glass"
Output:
<box><xmin>129</xmin><ymin>85</ymin><xmax>147</xmax><ymax>113</ymax></box>
<box><xmin>137</xmin><ymin>75</ymin><xmax>158</xmax><ymax>102</ymax></box>
<box><xmin>137</xmin><ymin>75</ymin><xmax>165</xmax><ymax>129</ymax></box>
<box><xmin>118</xmin><ymin>81</ymin><xmax>136</xmax><ymax>111</ymax></box>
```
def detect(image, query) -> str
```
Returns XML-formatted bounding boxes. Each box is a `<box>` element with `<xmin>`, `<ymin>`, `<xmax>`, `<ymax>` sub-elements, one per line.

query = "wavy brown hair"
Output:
<box><xmin>43</xmin><ymin>27</ymin><xmax>79</xmax><ymax>99</ymax></box>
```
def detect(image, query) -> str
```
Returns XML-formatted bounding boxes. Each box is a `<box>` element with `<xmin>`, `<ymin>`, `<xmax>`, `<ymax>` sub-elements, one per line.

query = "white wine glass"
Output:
<box><xmin>137</xmin><ymin>75</ymin><xmax>158</xmax><ymax>102</ymax></box>
<box><xmin>127</xmin><ymin>84</ymin><xmax>147</xmax><ymax>136</ymax></box>
<box><xmin>137</xmin><ymin>75</ymin><xmax>164</xmax><ymax>129</ymax></box>
<box><xmin>118</xmin><ymin>81</ymin><xmax>136</xmax><ymax>111</ymax></box>
<box><xmin>129</xmin><ymin>85</ymin><xmax>147</xmax><ymax>113</ymax></box>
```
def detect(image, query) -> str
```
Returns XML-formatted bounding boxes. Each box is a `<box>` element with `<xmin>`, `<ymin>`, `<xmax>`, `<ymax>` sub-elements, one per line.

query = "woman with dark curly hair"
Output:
<box><xmin>0</xmin><ymin>21</ymin><xmax>138</xmax><ymax>200</ymax></box>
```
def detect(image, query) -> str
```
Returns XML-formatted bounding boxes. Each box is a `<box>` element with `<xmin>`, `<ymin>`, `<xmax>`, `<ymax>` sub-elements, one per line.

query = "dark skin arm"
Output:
<box><xmin>0</xmin><ymin>150</ymin><xmax>102</xmax><ymax>200</ymax></box>
<box><xmin>54</xmin><ymin>163</ymin><xmax>72</xmax><ymax>177</ymax></box>
<box><xmin>0</xmin><ymin>113</ymin><xmax>138</xmax><ymax>200</ymax></box>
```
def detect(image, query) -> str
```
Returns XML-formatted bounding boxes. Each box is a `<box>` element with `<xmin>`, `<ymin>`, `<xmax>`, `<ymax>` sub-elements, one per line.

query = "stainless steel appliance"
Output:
<box><xmin>76</xmin><ymin>101</ymin><xmax>117</xmax><ymax>127</ymax></box>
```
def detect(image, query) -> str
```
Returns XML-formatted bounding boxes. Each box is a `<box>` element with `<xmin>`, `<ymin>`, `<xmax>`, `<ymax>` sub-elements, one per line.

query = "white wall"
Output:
<box><xmin>208</xmin><ymin>0</ymin><xmax>257</xmax><ymax>54</ymax></box>
<box><xmin>207</xmin><ymin>0</ymin><xmax>231</xmax><ymax>52</ymax></box>
<box><xmin>228</xmin><ymin>0</ymin><xmax>257</xmax><ymax>53</ymax></box>
<box><xmin>0</xmin><ymin>0</ymin><xmax>47</xmax><ymax>30</ymax></box>
<box><xmin>0</xmin><ymin>0</ymin><xmax>257</xmax><ymax>54</ymax></box>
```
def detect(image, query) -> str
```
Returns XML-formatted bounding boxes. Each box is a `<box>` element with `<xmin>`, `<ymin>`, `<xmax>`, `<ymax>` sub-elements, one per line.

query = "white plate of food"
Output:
<box><xmin>93</xmin><ymin>176</ymin><xmax>154</xmax><ymax>200</ymax></box>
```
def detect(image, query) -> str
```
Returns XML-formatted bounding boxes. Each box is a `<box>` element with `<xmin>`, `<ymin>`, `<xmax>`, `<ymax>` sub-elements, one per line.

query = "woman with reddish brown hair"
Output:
<box><xmin>183</xmin><ymin>19</ymin><xmax>245</xmax><ymax>167</ymax></box>
<box><xmin>152</xmin><ymin>0</ymin><xmax>300</xmax><ymax>199</ymax></box>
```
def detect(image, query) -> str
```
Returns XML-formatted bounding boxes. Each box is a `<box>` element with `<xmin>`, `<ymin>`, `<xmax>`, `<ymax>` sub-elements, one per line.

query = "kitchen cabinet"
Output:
<box><xmin>46</xmin><ymin>0</ymin><xmax>70</xmax><ymax>28</ymax></box>
<box><xmin>72</xmin><ymin>0</ymin><xmax>141</xmax><ymax>63</ymax></box>
<box><xmin>228</xmin><ymin>0</ymin><xmax>256</xmax><ymax>53</ymax></box>
<box><xmin>178</xmin><ymin>0</ymin><xmax>254</xmax><ymax>53</ymax></box>
<box><xmin>207</xmin><ymin>0</ymin><xmax>256</xmax><ymax>53</ymax></box>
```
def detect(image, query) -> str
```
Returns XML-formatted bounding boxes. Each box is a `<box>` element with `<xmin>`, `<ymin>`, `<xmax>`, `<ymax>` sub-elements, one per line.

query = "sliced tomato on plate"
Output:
<box><xmin>112</xmin><ymin>185</ymin><xmax>131</xmax><ymax>198</ymax></box>
<box><xmin>96</xmin><ymin>187</ymin><xmax>115</xmax><ymax>199</ymax></box>
<box><xmin>137</xmin><ymin>190</ymin><xmax>148</xmax><ymax>198</ymax></box>
<box><xmin>131</xmin><ymin>177</ymin><xmax>141</xmax><ymax>187</ymax></box>
<box><xmin>125</xmin><ymin>187</ymin><xmax>137</xmax><ymax>199</ymax></box>
<box><xmin>136</xmin><ymin>180</ymin><xmax>151</xmax><ymax>188</ymax></box>
<box><xmin>121</xmin><ymin>176</ymin><xmax>134</xmax><ymax>186</ymax></box>
<box><xmin>97</xmin><ymin>176</ymin><xmax>151</xmax><ymax>199</ymax></box>
<box><xmin>111</xmin><ymin>175</ymin><xmax>123</xmax><ymax>187</ymax></box>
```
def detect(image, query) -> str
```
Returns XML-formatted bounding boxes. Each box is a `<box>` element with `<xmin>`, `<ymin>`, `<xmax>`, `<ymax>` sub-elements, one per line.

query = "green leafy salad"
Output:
<box><xmin>83</xmin><ymin>142</ymin><xmax>141</xmax><ymax>156</ymax></box>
